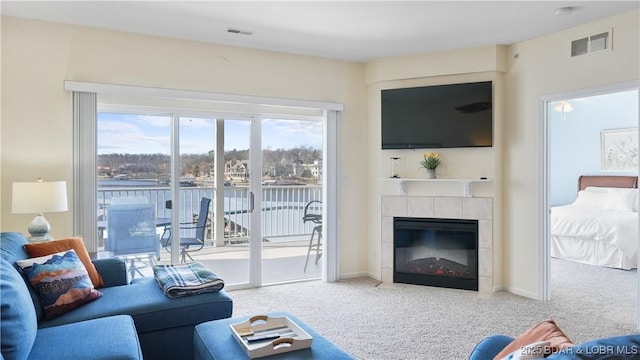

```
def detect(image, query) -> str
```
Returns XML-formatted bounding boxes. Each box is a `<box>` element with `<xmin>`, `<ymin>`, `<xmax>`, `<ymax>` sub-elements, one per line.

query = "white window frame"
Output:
<box><xmin>67</xmin><ymin>81</ymin><xmax>342</xmax><ymax>282</ymax></box>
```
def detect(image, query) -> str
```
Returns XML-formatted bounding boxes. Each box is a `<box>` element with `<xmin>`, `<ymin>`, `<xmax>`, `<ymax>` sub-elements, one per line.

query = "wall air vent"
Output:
<box><xmin>226</xmin><ymin>28</ymin><xmax>254</xmax><ymax>36</ymax></box>
<box><xmin>571</xmin><ymin>30</ymin><xmax>611</xmax><ymax>57</ymax></box>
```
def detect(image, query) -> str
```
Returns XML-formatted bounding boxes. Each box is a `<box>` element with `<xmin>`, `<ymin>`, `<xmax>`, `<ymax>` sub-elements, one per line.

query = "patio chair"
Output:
<box><xmin>303</xmin><ymin>200</ymin><xmax>323</xmax><ymax>272</ymax></box>
<box><xmin>106</xmin><ymin>203</ymin><xmax>160</xmax><ymax>280</ymax></box>
<box><xmin>160</xmin><ymin>197</ymin><xmax>211</xmax><ymax>263</ymax></box>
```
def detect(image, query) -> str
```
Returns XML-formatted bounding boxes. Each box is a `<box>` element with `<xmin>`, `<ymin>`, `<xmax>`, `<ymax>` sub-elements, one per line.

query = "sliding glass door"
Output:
<box><xmin>96</xmin><ymin>112</ymin><xmax>172</xmax><ymax>256</ymax></box>
<box><xmin>179</xmin><ymin>117</ymin><xmax>253</xmax><ymax>286</ymax></box>
<box><xmin>96</xmin><ymin>109</ymin><xmax>325</xmax><ymax>287</ymax></box>
<box><xmin>260</xmin><ymin>117</ymin><xmax>324</xmax><ymax>284</ymax></box>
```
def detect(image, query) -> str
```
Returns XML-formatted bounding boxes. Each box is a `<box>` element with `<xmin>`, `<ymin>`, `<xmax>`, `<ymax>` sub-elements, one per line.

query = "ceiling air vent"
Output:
<box><xmin>226</xmin><ymin>28</ymin><xmax>254</xmax><ymax>36</ymax></box>
<box><xmin>571</xmin><ymin>30</ymin><xmax>611</xmax><ymax>57</ymax></box>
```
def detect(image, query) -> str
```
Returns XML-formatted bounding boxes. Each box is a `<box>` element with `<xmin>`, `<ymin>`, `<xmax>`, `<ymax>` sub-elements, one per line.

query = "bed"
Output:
<box><xmin>550</xmin><ymin>175</ymin><xmax>639</xmax><ymax>270</ymax></box>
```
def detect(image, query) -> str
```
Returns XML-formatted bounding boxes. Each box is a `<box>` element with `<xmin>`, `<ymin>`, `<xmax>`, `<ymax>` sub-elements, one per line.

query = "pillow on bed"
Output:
<box><xmin>609</xmin><ymin>188</ymin><xmax>638</xmax><ymax>212</ymax></box>
<box><xmin>572</xmin><ymin>190</ymin><xmax>608</xmax><ymax>209</ymax></box>
<box><xmin>585</xmin><ymin>187</ymin><xmax>638</xmax><ymax>212</ymax></box>
<box><xmin>584</xmin><ymin>186</ymin><xmax>609</xmax><ymax>192</ymax></box>
<box><xmin>603</xmin><ymin>189</ymin><xmax>636</xmax><ymax>212</ymax></box>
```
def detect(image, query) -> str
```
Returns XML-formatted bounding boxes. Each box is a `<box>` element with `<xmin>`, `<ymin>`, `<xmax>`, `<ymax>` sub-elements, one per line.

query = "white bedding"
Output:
<box><xmin>550</xmin><ymin>187</ymin><xmax>638</xmax><ymax>270</ymax></box>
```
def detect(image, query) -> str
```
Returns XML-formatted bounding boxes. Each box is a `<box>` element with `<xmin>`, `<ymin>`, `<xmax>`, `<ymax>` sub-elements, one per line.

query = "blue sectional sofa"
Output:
<box><xmin>0</xmin><ymin>232</ymin><xmax>234</xmax><ymax>360</ymax></box>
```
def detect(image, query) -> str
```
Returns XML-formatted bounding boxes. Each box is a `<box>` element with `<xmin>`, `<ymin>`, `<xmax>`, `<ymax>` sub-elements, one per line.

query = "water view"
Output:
<box><xmin>97</xmin><ymin>113</ymin><xmax>325</xmax><ymax>285</ymax></box>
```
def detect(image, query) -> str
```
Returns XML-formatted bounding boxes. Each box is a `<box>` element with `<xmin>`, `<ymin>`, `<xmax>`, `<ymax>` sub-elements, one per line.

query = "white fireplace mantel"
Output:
<box><xmin>381</xmin><ymin>178</ymin><xmax>491</xmax><ymax>197</ymax></box>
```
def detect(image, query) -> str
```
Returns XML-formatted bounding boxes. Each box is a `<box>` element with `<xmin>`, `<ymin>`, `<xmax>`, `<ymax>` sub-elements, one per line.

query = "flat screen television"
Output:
<box><xmin>381</xmin><ymin>81</ymin><xmax>493</xmax><ymax>149</ymax></box>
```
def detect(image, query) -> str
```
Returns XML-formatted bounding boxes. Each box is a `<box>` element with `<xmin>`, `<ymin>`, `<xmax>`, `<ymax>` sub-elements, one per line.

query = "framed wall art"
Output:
<box><xmin>600</xmin><ymin>127</ymin><xmax>638</xmax><ymax>171</ymax></box>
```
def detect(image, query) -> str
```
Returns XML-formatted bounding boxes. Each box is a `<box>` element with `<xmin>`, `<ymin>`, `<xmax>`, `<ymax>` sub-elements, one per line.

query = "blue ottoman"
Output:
<box><xmin>194</xmin><ymin>312</ymin><xmax>354</xmax><ymax>359</ymax></box>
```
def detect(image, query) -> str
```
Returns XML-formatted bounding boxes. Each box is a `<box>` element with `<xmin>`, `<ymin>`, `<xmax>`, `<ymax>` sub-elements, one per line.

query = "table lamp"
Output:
<box><xmin>12</xmin><ymin>178</ymin><xmax>68</xmax><ymax>242</ymax></box>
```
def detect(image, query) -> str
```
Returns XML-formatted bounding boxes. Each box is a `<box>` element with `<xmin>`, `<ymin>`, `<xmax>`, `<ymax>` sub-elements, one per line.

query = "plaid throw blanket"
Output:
<box><xmin>153</xmin><ymin>262</ymin><xmax>224</xmax><ymax>298</ymax></box>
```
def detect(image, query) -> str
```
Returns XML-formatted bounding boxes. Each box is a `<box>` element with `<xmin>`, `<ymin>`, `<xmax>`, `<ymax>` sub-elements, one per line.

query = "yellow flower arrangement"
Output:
<box><xmin>420</xmin><ymin>152</ymin><xmax>441</xmax><ymax>170</ymax></box>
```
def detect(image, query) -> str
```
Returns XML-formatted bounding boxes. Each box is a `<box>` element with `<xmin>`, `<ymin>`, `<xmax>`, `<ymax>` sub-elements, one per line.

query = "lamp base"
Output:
<box><xmin>27</xmin><ymin>234</ymin><xmax>54</xmax><ymax>243</ymax></box>
<box><xmin>27</xmin><ymin>213</ymin><xmax>53</xmax><ymax>243</ymax></box>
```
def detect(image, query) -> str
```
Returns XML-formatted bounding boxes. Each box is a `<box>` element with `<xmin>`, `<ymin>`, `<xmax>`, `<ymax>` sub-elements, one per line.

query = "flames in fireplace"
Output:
<box><xmin>393</xmin><ymin>217</ymin><xmax>479</xmax><ymax>290</ymax></box>
<box><xmin>405</xmin><ymin>257</ymin><xmax>470</xmax><ymax>277</ymax></box>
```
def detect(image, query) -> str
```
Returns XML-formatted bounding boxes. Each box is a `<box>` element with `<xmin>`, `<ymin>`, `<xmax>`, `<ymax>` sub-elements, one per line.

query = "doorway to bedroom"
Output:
<box><xmin>543</xmin><ymin>84</ymin><xmax>639</xmax><ymax>319</ymax></box>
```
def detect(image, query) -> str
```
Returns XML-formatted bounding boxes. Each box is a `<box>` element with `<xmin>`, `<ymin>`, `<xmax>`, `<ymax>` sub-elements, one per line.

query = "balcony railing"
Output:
<box><xmin>97</xmin><ymin>185</ymin><xmax>322</xmax><ymax>248</ymax></box>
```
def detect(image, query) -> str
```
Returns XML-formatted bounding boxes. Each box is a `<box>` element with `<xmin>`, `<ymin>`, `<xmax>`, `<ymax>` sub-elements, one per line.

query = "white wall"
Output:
<box><xmin>0</xmin><ymin>16</ymin><xmax>368</xmax><ymax>278</ymax></box>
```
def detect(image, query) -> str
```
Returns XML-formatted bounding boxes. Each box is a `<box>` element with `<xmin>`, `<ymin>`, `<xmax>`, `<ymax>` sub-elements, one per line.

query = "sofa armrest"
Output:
<box><xmin>93</xmin><ymin>258</ymin><xmax>128</xmax><ymax>287</ymax></box>
<box><xmin>468</xmin><ymin>335</ymin><xmax>514</xmax><ymax>360</ymax></box>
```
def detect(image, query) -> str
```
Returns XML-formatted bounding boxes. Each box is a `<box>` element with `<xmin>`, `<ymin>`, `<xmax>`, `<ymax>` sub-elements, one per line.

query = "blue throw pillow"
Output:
<box><xmin>16</xmin><ymin>249</ymin><xmax>102</xmax><ymax>320</ymax></box>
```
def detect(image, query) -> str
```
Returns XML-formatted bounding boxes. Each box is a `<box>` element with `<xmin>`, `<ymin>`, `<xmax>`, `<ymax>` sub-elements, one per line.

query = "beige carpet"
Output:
<box><xmin>228</xmin><ymin>258</ymin><xmax>638</xmax><ymax>359</ymax></box>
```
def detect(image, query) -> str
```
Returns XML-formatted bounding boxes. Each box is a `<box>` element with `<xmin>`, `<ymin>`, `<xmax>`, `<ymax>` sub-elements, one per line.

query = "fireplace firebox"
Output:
<box><xmin>394</xmin><ymin>217</ymin><xmax>478</xmax><ymax>291</ymax></box>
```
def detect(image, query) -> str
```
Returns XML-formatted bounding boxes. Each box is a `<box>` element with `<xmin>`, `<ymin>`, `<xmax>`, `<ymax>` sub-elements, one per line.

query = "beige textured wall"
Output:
<box><xmin>2</xmin><ymin>9</ymin><xmax>638</xmax><ymax>295</ymax></box>
<box><xmin>363</xmin><ymin>9</ymin><xmax>639</xmax><ymax>298</ymax></box>
<box><xmin>503</xmin><ymin>10</ymin><xmax>639</xmax><ymax>298</ymax></box>
<box><xmin>364</xmin><ymin>45</ymin><xmax>506</xmax><ymax>285</ymax></box>
<box><xmin>0</xmin><ymin>16</ymin><xmax>368</xmax><ymax>278</ymax></box>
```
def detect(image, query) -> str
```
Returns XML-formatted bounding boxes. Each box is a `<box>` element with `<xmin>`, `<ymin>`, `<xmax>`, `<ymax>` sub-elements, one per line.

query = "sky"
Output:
<box><xmin>97</xmin><ymin>113</ymin><xmax>323</xmax><ymax>154</ymax></box>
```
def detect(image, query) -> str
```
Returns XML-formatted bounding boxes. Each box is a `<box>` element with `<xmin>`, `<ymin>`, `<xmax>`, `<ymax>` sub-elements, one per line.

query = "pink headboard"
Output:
<box><xmin>577</xmin><ymin>175</ymin><xmax>638</xmax><ymax>191</ymax></box>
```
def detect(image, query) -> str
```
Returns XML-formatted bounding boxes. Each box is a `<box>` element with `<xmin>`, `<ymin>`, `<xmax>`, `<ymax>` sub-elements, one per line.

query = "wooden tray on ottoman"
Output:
<box><xmin>230</xmin><ymin>314</ymin><xmax>313</xmax><ymax>358</ymax></box>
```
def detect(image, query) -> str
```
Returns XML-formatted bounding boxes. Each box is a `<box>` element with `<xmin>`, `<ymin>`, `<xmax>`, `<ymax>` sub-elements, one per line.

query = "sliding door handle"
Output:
<box><xmin>249</xmin><ymin>191</ymin><xmax>255</xmax><ymax>213</ymax></box>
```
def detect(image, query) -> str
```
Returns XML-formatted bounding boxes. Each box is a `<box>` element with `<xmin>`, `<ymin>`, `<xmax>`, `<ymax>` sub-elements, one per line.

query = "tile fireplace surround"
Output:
<box><xmin>381</xmin><ymin>195</ymin><xmax>493</xmax><ymax>293</ymax></box>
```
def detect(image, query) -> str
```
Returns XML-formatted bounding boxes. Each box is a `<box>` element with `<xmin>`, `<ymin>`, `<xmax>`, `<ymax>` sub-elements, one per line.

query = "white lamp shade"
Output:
<box><xmin>12</xmin><ymin>181</ymin><xmax>68</xmax><ymax>214</ymax></box>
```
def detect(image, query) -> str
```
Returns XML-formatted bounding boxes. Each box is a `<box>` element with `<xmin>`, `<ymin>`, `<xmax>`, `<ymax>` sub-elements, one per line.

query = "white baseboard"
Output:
<box><xmin>338</xmin><ymin>271</ymin><xmax>372</xmax><ymax>280</ymax></box>
<box><xmin>503</xmin><ymin>285</ymin><xmax>540</xmax><ymax>300</ymax></box>
<box><xmin>338</xmin><ymin>273</ymin><xmax>540</xmax><ymax>301</ymax></box>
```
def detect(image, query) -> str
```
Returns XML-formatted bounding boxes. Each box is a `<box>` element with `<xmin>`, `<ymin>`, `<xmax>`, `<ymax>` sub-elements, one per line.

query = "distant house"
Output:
<box><xmin>292</xmin><ymin>160</ymin><xmax>304</xmax><ymax>176</ymax></box>
<box><xmin>226</xmin><ymin>160</ymin><xmax>249</xmax><ymax>181</ymax></box>
<box><xmin>309</xmin><ymin>160</ymin><xmax>322</xmax><ymax>179</ymax></box>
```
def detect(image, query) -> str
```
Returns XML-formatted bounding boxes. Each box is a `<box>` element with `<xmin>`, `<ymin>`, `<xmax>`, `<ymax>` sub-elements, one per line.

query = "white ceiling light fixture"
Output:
<box><xmin>554</xmin><ymin>101</ymin><xmax>574</xmax><ymax>113</ymax></box>
<box><xmin>554</xmin><ymin>101</ymin><xmax>574</xmax><ymax>121</ymax></box>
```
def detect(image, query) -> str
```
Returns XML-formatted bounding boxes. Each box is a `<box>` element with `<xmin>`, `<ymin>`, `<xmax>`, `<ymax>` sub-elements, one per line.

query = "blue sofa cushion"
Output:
<box><xmin>39</xmin><ymin>277</ymin><xmax>233</xmax><ymax>332</ymax></box>
<box><xmin>0</xmin><ymin>232</ymin><xmax>43</xmax><ymax>320</ymax></box>
<box><xmin>0</xmin><ymin>257</ymin><xmax>37</xmax><ymax>360</ymax></box>
<box><xmin>0</xmin><ymin>232</ymin><xmax>31</xmax><ymax>263</ymax></box>
<box><xmin>16</xmin><ymin>249</ymin><xmax>103</xmax><ymax>320</ymax></box>
<box><xmin>30</xmin><ymin>315</ymin><xmax>143</xmax><ymax>360</ymax></box>
<box><xmin>92</xmin><ymin>257</ymin><xmax>128</xmax><ymax>287</ymax></box>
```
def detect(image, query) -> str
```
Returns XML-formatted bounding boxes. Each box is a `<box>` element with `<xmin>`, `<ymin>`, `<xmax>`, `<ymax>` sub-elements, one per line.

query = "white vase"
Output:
<box><xmin>425</xmin><ymin>169</ymin><xmax>436</xmax><ymax>179</ymax></box>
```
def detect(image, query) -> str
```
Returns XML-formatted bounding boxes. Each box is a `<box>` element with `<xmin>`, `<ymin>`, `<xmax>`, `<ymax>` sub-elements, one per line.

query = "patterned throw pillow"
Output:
<box><xmin>24</xmin><ymin>237</ymin><xmax>104</xmax><ymax>288</ymax></box>
<box><xmin>16</xmin><ymin>249</ymin><xmax>102</xmax><ymax>320</ymax></box>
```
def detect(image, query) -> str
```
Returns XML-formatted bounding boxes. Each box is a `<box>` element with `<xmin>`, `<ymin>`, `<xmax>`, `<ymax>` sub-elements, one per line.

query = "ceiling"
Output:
<box><xmin>1</xmin><ymin>1</ymin><xmax>638</xmax><ymax>62</ymax></box>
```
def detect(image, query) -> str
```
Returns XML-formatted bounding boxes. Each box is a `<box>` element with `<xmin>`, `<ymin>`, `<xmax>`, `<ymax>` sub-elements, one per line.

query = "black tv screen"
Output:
<box><xmin>381</xmin><ymin>81</ymin><xmax>493</xmax><ymax>149</ymax></box>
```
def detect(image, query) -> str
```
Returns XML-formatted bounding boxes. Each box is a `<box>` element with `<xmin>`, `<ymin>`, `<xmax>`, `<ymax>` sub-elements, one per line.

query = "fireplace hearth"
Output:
<box><xmin>394</xmin><ymin>217</ymin><xmax>478</xmax><ymax>291</ymax></box>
